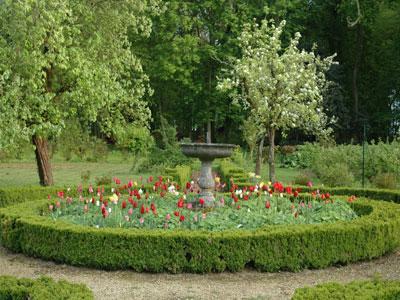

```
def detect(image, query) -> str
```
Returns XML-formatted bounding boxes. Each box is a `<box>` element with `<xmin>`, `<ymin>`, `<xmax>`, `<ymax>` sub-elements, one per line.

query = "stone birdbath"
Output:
<box><xmin>180</xmin><ymin>143</ymin><xmax>236</xmax><ymax>206</ymax></box>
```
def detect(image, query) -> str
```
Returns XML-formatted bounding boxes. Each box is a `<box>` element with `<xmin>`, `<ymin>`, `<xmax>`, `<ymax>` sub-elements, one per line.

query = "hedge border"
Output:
<box><xmin>0</xmin><ymin>197</ymin><xmax>399</xmax><ymax>273</ymax></box>
<box><xmin>294</xmin><ymin>186</ymin><xmax>400</xmax><ymax>204</ymax></box>
<box><xmin>0</xmin><ymin>275</ymin><xmax>93</xmax><ymax>299</ymax></box>
<box><xmin>292</xmin><ymin>279</ymin><xmax>400</xmax><ymax>299</ymax></box>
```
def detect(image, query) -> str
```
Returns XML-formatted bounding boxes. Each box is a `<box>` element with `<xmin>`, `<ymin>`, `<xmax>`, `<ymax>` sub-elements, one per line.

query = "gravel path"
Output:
<box><xmin>1</xmin><ymin>247</ymin><xmax>399</xmax><ymax>299</ymax></box>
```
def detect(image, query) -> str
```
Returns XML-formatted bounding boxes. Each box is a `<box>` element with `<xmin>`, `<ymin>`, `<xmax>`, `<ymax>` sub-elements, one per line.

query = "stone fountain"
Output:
<box><xmin>180</xmin><ymin>142</ymin><xmax>236</xmax><ymax>206</ymax></box>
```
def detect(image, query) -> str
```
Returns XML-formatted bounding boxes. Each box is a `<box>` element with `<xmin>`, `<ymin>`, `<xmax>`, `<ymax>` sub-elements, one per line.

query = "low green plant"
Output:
<box><xmin>372</xmin><ymin>172</ymin><xmax>398</xmax><ymax>189</ymax></box>
<box><xmin>81</xmin><ymin>170</ymin><xmax>91</xmax><ymax>183</ymax></box>
<box><xmin>0</xmin><ymin>196</ymin><xmax>399</xmax><ymax>273</ymax></box>
<box><xmin>95</xmin><ymin>175</ymin><xmax>112</xmax><ymax>186</ymax></box>
<box><xmin>294</xmin><ymin>171</ymin><xmax>314</xmax><ymax>186</ymax></box>
<box><xmin>0</xmin><ymin>276</ymin><xmax>93</xmax><ymax>300</ymax></box>
<box><xmin>318</xmin><ymin>163</ymin><xmax>355</xmax><ymax>187</ymax></box>
<box><xmin>49</xmin><ymin>192</ymin><xmax>358</xmax><ymax>231</ymax></box>
<box><xmin>292</xmin><ymin>278</ymin><xmax>400</xmax><ymax>300</ymax></box>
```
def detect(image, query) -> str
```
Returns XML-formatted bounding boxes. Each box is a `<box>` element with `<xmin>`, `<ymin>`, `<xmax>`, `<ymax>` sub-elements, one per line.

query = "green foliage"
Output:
<box><xmin>164</xmin><ymin>165</ymin><xmax>192</xmax><ymax>188</ymax></box>
<box><xmin>287</xmin><ymin>141</ymin><xmax>400</xmax><ymax>188</ymax></box>
<box><xmin>55</xmin><ymin>121</ymin><xmax>109</xmax><ymax>162</ymax></box>
<box><xmin>292</xmin><ymin>278</ymin><xmax>400</xmax><ymax>300</ymax></box>
<box><xmin>0</xmin><ymin>276</ymin><xmax>93</xmax><ymax>300</ymax></box>
<box><xmin>294</xmin><ymin>186</ymin><xmax>400</xmax><ymax>204</ymax></box>
<box><xmin>115</xmin><ymin>125</ymin><xmax>155</xmax><ymax>155</ymax></box>
<box><xmin>372</xmin><ymin>173</ymin><xmax>398</xmax><ymax>190</ymax></box>
<box><xmin>218</xmin><ymin>19</ymin><xmax>335</xmax><ymax>139</ymax></box>
<box><xmin>294</xmin><ymin>171</ymin><xmax>314</xmax><ymax>186</ymax></box>
<box><xmin>318</xmin><ymin>163</ymin><xmax>355</xmax><ymax>187</ymax></box>
<box><xmin>50</xmin><ymin>193</ymin><xmax>358</xmax><ymax>230</ymax></box>
<box><xmin>0</xmin><ymin>197</ymin><xmax>399</xmax><ymax>272</ymax></box>
<box><xmin>218</xmin><ymin>160</ymin><xmax>249</xmax><ymax>188</ymax></box>
<box><xmin>0</xmin><ymin>0</ymin><xmax>159</xmax><ymax>148</ymax></box>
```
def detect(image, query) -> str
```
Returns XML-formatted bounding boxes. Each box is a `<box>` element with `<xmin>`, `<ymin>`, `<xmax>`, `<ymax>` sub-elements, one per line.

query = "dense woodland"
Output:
<box><xmin>134</xmin><ymin>0</ymin><xmax>400</xmax><ymax>144</ymax></box>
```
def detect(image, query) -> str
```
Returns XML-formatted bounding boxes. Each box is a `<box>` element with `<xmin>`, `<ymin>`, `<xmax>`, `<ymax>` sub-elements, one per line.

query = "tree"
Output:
<box><xmin>0</xmin><ymin>0</ymin><xmax>160</xmax><ymax>185</ymax></box>
<box><xmin>132</xmin><ymin>0</ymin><xmax>269</xmax><ymax>144</ymax></box>
<box><xmin>218</xmin><ymin>20</ymin><xmax>335</xmax><ymax>181</ymax></box>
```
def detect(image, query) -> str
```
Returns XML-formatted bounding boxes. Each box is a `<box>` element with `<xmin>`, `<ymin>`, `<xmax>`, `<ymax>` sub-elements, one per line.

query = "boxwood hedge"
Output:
<box><xmin>0</xmin><ymin>276</ymin><xmax>93</xmax><ymax>299</ymax></box>
<box><xmin>0</xmin><ymin>197</ymin><xmax>399</xmax><ymax>273</ymax></box>
<box><xmin>292</xmin><ymin>279</ymin><xmax>400</xmax><ymax>299</ymax></box>
<box><xmin>294</xmin><ymin>186</ymin><xmax>400</xmax><ymax>204</ymax></box>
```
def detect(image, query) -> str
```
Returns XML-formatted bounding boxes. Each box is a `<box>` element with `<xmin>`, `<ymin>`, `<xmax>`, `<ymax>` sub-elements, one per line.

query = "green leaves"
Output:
<box><xmin>0</xmin><ymin>0</ymin><xmax>159</xmax><ymax>149</ymax></box>
<box><xmin>218</xmin><ymin>19</ymin><xmax>335</xmax><ymax>136</ymax></box>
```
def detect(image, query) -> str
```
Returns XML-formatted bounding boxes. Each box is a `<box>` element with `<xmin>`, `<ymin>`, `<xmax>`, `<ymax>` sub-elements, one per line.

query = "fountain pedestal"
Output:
<box><xmin>180</xmin><ymin>143</ymin><xmax>236</xmax><ymax>206</ymax></box>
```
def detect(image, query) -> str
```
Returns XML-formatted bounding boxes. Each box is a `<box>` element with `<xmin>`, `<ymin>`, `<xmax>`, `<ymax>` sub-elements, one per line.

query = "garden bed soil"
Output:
<box><xmin>0</xmin><ymin>247</ymin><xmax>399</xmax><ymax>300</ymax></box>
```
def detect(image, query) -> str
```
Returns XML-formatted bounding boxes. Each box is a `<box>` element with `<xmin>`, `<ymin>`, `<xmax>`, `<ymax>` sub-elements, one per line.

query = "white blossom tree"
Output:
<box><xmin>218</xmin><ymin>20</ymin><xmax>336</xmax><ymax>182</ymax></box>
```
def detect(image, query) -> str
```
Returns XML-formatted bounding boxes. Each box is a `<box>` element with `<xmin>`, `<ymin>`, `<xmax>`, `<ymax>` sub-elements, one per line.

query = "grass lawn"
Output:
<box><xmin>0</xmin><ymin>159</ymin><xmax>311</xmax><ymax>188</ymax></box>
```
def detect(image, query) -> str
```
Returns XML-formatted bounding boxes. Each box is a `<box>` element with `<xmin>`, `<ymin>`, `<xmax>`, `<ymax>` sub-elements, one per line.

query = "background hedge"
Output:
<box><xmin>0</xmin><ymin>197</ymin><xmax>399</xmax><ymax>273</ymax></box>
<box><xmin>294</xmin><ymin>186</ymin><xmax>400</xmax><ymax>204</ymax></box>
<box><xmin>0</xmin><ymin>276</ymin><xmax>93</xmax><ymax>300</ymax></box>
<box><xmin>292</xmin><ymin>279</ymin><xmax>400</xmax><ymax>299</ymax></box>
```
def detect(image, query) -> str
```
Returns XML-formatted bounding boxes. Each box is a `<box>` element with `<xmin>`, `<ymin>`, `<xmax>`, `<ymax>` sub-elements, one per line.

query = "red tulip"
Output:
<box><xmin>179</xmin><ymin>215</ymin><xmax>185</xmax><ymax>222</ymax></box>
<box><xmin>177</xmin><ymin>199</ymin><xmax>184</xmax><ymax>208</ymax></box>
<box><xmin>140</xmin><ymin>204</ymin><xmax>145</xmax><ymax>214</ymax></box>
<box><xmin>174</xmin><ymin>211</ymin><xmax>180</xmax><ymax>217</ymax></box>
<box><xmin>265</xmin><ymin>201</ymin><xmax>271</xmax><ymax>209</ymax></box>
<box><xmin>199</xmin><ymin>198</ymin><xmax>205</xmax><ymax>205</ymax></box>
<box><xmin>122</xmin><ymin>200</ymin><xmax>127</xmax><ymax>209</ymax></box>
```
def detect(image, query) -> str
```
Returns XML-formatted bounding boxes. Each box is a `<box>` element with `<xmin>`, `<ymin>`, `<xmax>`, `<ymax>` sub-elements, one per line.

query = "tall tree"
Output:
<box><xmin>218</xmin><ymin>20</ymin><xmax>335</xmax><ymax>181</ymax></box>
<box><xmin>133</xmin><ymin>0</ymin><xmax>270</xmax><ymax>144</ymax></box>
<box><xmin>0</xmin><ymin>0</ymin><xmax>159</xmax><ymax>185</ymax></box>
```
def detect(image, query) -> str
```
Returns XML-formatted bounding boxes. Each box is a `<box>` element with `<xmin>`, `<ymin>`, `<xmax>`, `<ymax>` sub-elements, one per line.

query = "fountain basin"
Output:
<box><xmin>180</xmin><ymin>143</ymin><xmax>236</xmax><ymax>160</ymax></box>
<box><xmin>180</xmin><ymin>143</ymin><xmax>236</xmax><ymax>206</ymax></box>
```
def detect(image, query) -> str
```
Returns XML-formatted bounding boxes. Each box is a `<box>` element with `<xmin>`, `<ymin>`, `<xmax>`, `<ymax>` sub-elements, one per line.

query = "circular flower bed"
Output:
<box><xmin>47</xmin><ymin>179</ymin><xmax>358</xmax><ymax>231</ymax></box>
<box><xmin>0</xmin><ymin>177</ymin><xmax>399</xmax><ymax>273</ymax></box>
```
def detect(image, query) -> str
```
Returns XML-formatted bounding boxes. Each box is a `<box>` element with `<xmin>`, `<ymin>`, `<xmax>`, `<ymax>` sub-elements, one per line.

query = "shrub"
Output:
<box><xmin>292</xmin><ymin>279</ymin><xmax>400</xmax><ymax>300</ymax></box>
<box><xmin>164</xmin><ymin>165</ymin><xmax>192</xmax><ymax>187</ymax></box>
<box><xmin>0</xmin><ymin>276</ymin><xmax>93</xmax><ymax>300</ymax></box>
<box><xmin>317</xmin><ymin>163</ymin><xmax>355</xmax><ymax>187</ymax></box>
<box><xmin>80</xmin><ymin>170</ymin><xmax>91</xmax><ymax>183</ymax></box>
<box><xmin>294</xmin><ymin>171</ymin><xmax>315</xmax><ymax>186</ymax></box>
<box><xmin>372</xmin><ymin>173</ymin><xmax>398</xmax><ymax>190</ymax></box>
<box><xmin>95</xmin><ymin>175</ymin><xmax>112</xmax><ymax>186</ymax></box>
<box><xmin>292</xmin><ymin>141</ymin><xmax>400</xmax><ymax>184</ymax></box>
<box><xmin>0</xmin><ymin>197</ymin><xmax>399</xmax><ymax>273</ymax></box>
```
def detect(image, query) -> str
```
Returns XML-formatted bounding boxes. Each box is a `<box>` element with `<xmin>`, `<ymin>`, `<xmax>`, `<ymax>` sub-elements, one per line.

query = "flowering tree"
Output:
<box><xmin>218</xmin><ymin>20</ymin><xmax>336</xmax><ymax>182</ymax></box>
<box><xmin>0</xmin><ymin>0</ymin><xmax>160</xmax><ymax>185</ymax></box>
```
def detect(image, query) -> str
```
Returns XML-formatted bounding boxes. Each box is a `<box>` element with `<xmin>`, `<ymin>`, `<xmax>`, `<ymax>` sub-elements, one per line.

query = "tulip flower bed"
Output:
<box><xmin>0</xmin><ymin>176</ymin><xmax>399</xmax><ymax>273</ymax></box>
<box><xmin>46</xmin><ymin>180</ymin><xmax>358</xmax><ymax>231</ymax></box>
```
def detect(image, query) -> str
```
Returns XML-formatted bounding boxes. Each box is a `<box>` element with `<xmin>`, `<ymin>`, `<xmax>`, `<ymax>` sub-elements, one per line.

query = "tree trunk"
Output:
<box><xmin>206</xmin><ymin>120</ymin><xmax>212</xmax><ymax>144</ymax></box>
<box><xmin>255</xmin><ymin>135</ymin><xmax>265</xmax><ymax>176</ymax></box>
<box><xmin>268</xmin><ymin>128</ymin><xmax>276</xmax><ymax>183</ymax></box>
<box><xmin>32</xmin><ymin>135</ymin><xmax>54</xmax><ymax>186</ymax></box>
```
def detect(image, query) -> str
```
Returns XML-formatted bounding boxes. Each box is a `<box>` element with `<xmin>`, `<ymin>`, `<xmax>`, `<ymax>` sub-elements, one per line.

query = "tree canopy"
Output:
<box><xmin>0</xmin><ymin>0</ymin><xmax>160</xmax><ymax>184</ymax></box>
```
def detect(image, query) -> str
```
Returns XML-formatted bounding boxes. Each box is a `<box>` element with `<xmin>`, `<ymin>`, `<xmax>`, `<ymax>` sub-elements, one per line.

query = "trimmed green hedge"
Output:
<box><xmin>292</xmin><ymin>279</ymin><xmax>400</xmax><ymax>299</ymax></box>
<box><xmin>0</xmin><ymin>181</ymin><xmax>167</xmax><ymax>208</ymax></box>
<box><xmin>218</xmin><ymin>160</ymin><xmax>250</xmax><ymax>190</ymax></box>
<box><xmin>0</xmin><ymin>197</ymin><xmax>399</xmax><ymax>273</ymax></box>
<box><xmin>0</xmin><ymin>276</ymin><xmax>93</xmax><ymax>299</ymax></box>
<box><xmin>164</xmin><ymin>165</ymin><xmax>191</xmax><ymax>187</ymax></box>
<box><xmin>294</xmin><ymin>186</ymin><xmax>400</xmax><ymax>204</ymax></box>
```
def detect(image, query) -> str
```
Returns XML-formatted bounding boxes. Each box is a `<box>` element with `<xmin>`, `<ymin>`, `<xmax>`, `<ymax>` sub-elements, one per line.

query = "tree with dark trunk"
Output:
<box><xmin>32</xmin><ymin>135</ymin><xmax>54</xmax><ymax>186</ymax></box>
<box><xmin>218</xmin><ymin>20</ymin><xmax>334</xmax><ymax>183</ymax></box>
<box><xmin>0</xmin><ymin>0</ymin><xmax>158</xmax><ymax>185</ymax></box>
